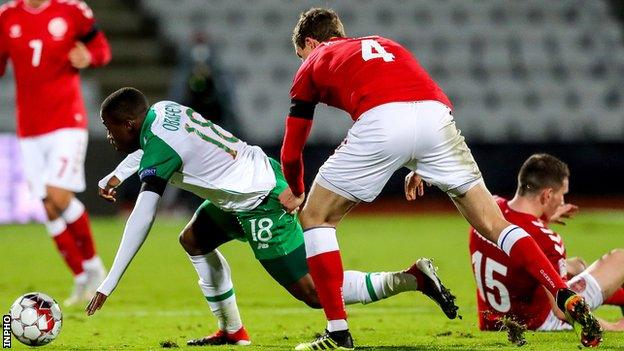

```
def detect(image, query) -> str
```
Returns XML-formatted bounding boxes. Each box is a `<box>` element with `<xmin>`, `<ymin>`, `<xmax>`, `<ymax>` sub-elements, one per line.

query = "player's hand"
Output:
<box><xmin>405</xmin><ymin>171</ymin><xmax>425</xmax><ymax>201</ymax></box>
<box><xmin>550</xmin><ymin>203</ymin><xmax>579</xmax><ymax>225</ymax></box>
<box><xmin>69</xmin><ymin>42</ymin><xmax>92</xmax><ymax>69</ymax></box>
<box><xmin>278</xmin><ymin>187</ymin><xmax>305</xmax><ymax>213</ymax></box>
<box><xmin>98</xmin><ymin>175</ymin><xmax>121</xmax><ymax>203</ymax></box>
<box><xmin>85</xmin><ymin>292</ymin><xmax>108</xmax><ymax>316</ymax></box>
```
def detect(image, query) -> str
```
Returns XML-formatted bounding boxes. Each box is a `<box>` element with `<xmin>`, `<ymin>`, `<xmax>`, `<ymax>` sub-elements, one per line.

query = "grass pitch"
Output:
<box><xmin>1</xmin><ymin>211</ymin><xmax>623</xmax><ymax>350</ymax></box>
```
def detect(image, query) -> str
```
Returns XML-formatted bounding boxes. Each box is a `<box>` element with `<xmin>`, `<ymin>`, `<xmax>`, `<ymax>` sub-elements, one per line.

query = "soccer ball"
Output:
<box><xmin>9</xmin><ymin>292</ymin><xmax>62</xmax><ymax>346</ymax></box>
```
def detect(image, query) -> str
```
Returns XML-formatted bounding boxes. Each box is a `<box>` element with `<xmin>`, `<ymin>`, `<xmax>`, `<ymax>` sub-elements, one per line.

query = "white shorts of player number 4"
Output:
<box><xmin>18</xmin><ymin>128</ymin><xmax>88</xmax><ymax>199</ymax></box>
<box><xmin>316</xmin><ymin>100</ymin><xmax>483</xmax><ymax>202</ymax></box>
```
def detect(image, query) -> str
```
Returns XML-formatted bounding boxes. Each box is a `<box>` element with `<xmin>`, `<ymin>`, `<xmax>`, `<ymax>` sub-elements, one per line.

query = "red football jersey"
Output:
<box><xmin>468</xmin><ymin>197</ymin><xmax>567</xmax><ymax>330</ymax></box>
<box><xmin>0</xmin><ymin>0</ymin><xmax>110</xmax><ymax>137</ymax></box>
<box><xmin>290</xmin><ymin>36</ymin><xmax>452</xmax><ymax>121</ymax></box>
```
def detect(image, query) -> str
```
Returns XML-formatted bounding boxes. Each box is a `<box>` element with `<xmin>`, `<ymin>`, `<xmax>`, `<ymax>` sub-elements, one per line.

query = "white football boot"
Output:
<box><xmin>83</xmin><ymin>256</ymin><xmax>107</xmax><ymax>299</ymax></box>
<box><xmin>64</xmin><ymin>272</ymin><xmax>90</xmax><ymax>306</ymax></box>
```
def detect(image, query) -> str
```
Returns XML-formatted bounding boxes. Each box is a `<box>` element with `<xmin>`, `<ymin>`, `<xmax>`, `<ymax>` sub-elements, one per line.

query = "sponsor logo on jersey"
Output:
<box><xmin>48</xmin><ymin>17</ymin><xmax>68</xmax><ymax>39</ymax></box>
<box><xmin>139</xmin><ymin>167</ymin><xmax>157</xmax><ymax>180</ymax></box>
<box><xmin>9</xmin><ymin>24</ymin><xmax>21</xmax><ymax>38</ymax></box>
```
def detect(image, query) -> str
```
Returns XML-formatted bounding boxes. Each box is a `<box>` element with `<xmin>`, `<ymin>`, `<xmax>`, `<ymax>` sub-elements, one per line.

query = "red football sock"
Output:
<box><xmin>307</xmin><ymin>251</ymin><xmax>347</xmax><ymax>321</ymax></box>
<box><xmin>304</xmin><ymin>227</ymin><xmax>347</xmax><ymax>325</ymax></box>
<box><xmin>63</xmin><ymin>199</ymin><xmax>96</xmax><ymax>260</ymax></box>
<box><xmin>498</xmin><ymin>225</ymin><xmax>567</xmax><ymax>296</ymax></box>
<box><xmin>605</xmin><ymin>288</ymin><xmax>624</xmax><ymax>305</ymax></box>
<box><xmin>66</xmin><ymin>211</ymin><xmax>96</xmax><ymax>260</ymax></box>
<box><xmin>52</xmin><ymin>228</ymin><xmax>85</xmax><ymax>275</ymax></box>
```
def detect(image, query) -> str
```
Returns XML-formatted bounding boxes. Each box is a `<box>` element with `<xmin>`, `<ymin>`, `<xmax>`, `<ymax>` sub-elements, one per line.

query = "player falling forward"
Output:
<box><xmin>0</xmin><ymin>0</ymin><xmax>110</xmax><ymax>306</ymax></box>
<box><xmin>277</xmin><ymin>8</ymin><xmax>602</xmax><ymax>349</ymax></box>
<box><xmin>85</xmin><ymin>88</ymin><xmax>458</xmax><ymax>346</ymax></box>
<box><xmin>469</xmin><ymin>154</ymin><xmax>624</xmax><ymax>332</ymax></box>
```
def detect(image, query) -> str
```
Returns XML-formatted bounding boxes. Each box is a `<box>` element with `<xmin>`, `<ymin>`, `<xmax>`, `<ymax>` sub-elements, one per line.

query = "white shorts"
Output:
<box><xmin>18</xmin><ymin>128</ymin><xmax>88</xmax><ymax>199</ymax></box>
<box><xmin>537</xmin><ymin>272</ymin><xmax>603</xmax><ymax>331</ymax></box>
<box><xmin>316</xmin><ymin>101</ymin><xmax>482</xmax><ymax>202</ymax></box>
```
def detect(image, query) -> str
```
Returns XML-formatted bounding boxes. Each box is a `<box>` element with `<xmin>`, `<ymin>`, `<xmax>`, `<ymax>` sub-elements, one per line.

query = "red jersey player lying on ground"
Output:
<box><xmin>0</xmin><ymin>0</ymin><xmax>111</xmax><ymax>306</ymax></box>
<box><xmin>279</xmin><ymin>8</ymin><xmax>601</xmax><ymax>349</ymax></box>
<box><xmin>469</xmin><ymin>154</ymin><xmax>624</xmax><ymax>333</ymax></box>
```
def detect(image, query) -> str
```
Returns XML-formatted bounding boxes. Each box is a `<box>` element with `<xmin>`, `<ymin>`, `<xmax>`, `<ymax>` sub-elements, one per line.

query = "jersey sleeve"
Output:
<box><xmin>289</xmin><ymin>60</ymin><xmax>319</xmax><ymax>103</ymax></box>
<box><xmin>70</xmin><ymin>1</ymin><xmax>111</xmax><ymax>67</ymax></box>
<box><xmin>0</xmin><ymin>11</ymin><xmax>8</xmax><ymax>76</ymax></box>
<box><xmin>526</xmin><ymin>225</ymin><xmax>566</xmax><ymax>277</ymax></box>
<box><xmin>138</xmin><ymin>136</ymin><xmax>183</xmax><ymax>183</ymax></box>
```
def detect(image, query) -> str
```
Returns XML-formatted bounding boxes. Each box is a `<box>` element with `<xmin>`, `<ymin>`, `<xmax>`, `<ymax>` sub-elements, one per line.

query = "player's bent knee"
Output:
<box><xmin>288</xmin><ymin>276</ymin><xmax>322</xmax><ymax>308</ymax></box>
<box><xmin>299</xmin><ymin>208</ymin><xmax>326</xmax><ymax>228</ymax></box>
<box><xmin>607</xmin><ymin>248</ymin><xmax>624</xmax><ymax>263</ymax></box>
<box><xmin>42</xmin><ymin>200</ymin><xmax>60</xmax><ymax>220</ymax></box>
<box><xmin>179</xmin><ymin>228</ymin><xmax>202</xmax><ymax>255</ymax></box>
<box><xmin>297</xmin><ymin>290</ymin><xmax>321</xmax><ymax>309</ymax></box>
<box><xmin>45</xmin><ymin>187</ymin><xmax>74</xmax><ymax>212</ymax></box>
<box><xmin>567</xmin><ymin>257</ymin><xmax>587</xmax><ymax>274</ymax></box>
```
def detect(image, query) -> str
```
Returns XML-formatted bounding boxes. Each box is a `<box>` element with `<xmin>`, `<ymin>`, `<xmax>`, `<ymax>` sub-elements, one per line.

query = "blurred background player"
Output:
<box><xmin>279</xmin><ymin>8</ymin><xmax>601</xmax><ymax>349</ymax></box>
<box><xmin>0</xmin><ymin>0</ymin><xmax>111</xmax><ymax>305</ymax></box>
<box><xmin>87</xmin><ymin>88</ymin><xmax>458</xmax><ymax>346</ymax></box>
<box><xmin>469</xmin><ymin>154</ymin><xmax>624</xmax><ymax>332</ymax></box>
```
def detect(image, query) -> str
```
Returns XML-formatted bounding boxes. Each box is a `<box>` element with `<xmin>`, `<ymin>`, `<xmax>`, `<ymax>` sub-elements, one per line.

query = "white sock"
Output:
<box><xmin>342</xmin><ymin>270</ymin><xmax>417</xmax><ymax>304</ymax></box>
<box><xmin>82</xmin><ymin>255</ymin><xmax>104</xmax><ymax>272</ymax></box>
<box><xmin>61</xmin><ymin>198</ymin><xmax>85</xmax><ymax>224</ymax></box>
<box><xmin>75</xmin><ymin>272</ymin><xmax>88</xmax><ymax>284</ymax></box>
<box><xmin>497</xmin><ymin>225</ymin><xmax>530</xmax><ymax>256</ymax></box>
<box><xmin>327</xmin><ymin>319</ymin><xmax>348</xmax><ymax>332</ymax></box>
<box><xmin>45</xmin><ymin>218</ymin><xmax>67</xmax><ymax>237</ymax></box>
<box><xmin>189</xmin><ymin>250</ymin><xmax>242</xmax><ymax>333</ymax></box>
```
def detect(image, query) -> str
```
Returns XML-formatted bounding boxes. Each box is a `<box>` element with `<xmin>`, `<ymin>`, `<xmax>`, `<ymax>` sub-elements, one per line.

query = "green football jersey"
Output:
<box><xmin>138</xmin><ymin>101</ymin><xmax>276</xmax><ymax>211</ymax></box>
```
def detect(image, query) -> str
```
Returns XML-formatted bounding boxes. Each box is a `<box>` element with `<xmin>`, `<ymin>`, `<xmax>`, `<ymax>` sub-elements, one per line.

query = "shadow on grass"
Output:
<box><xmin>258</xmin><ymin>345</ymin><xmax>499</xmax><ymax>351</ymax></box>
<box><xmin>357</xmin><ymin>347</ymin><xmax>487</xmax><ymax>351</ymax></box>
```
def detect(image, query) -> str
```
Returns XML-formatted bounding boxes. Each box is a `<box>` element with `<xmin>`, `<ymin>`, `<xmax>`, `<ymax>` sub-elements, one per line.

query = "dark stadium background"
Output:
<box><xmin>1</xmin><ymin>0</ymin><xmax>623</xmax><ymax>219</ymax></box>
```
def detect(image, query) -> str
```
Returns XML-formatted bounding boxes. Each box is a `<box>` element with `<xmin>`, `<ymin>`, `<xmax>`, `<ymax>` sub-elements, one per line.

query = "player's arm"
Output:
<box><xmin>98</xmin><ymin>150</ymin><xmax>144</xmax><ymax>202</ymax></box>
<box><xmin>279</xmin><ymin>100</ymin><xmax>316</xmax><ymax>211</ymax></box>
<box><xmin>546</xmin><ymin>203</ymin><xmax>579</xmax><ymax>226</ymax></box>
<box><xmin>78</xmin><ymin>25</ymin><xmax>111</xmax><ymax>67</ymax></box>
<box><xmin>0</xmin><ymin>46</ymin><xmax>7</xmax><ymax>77</ymax></box>
<box><xmin>0</xmin><ymin>15</ymin><xmax>8</xmax><ymax>77</ymax></box>
<box><xmin>280</xmin><ymin>99</ymin><xmax>316</xmax><ymax>195</ymax></box>
<box><xmin>69</xmin><ymin>3</ymin><xmax>111</xmax><ymax>69</ymax></box>
<box><xmin>86</xmin><ymin>176</ymin><xmax>166</xmax><ymax>315</ymax></box>
<box><xmin>279</xmin><ymin>61</ymin><xmax>319</xmax><ymax>211</ymax></box>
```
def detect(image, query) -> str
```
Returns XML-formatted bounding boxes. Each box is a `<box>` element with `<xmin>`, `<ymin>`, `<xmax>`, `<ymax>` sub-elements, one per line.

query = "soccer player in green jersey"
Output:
<box><xmin>85</xmin><ymin>87</ymin><xmax>458</xmax><ymax>346</ymax></box>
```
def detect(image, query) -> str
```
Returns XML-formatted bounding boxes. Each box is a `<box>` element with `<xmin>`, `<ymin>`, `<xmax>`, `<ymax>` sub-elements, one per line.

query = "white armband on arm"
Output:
<box><xmin>97</xmin><ymin>190</ymin><xmax>160</xmax><ymax>296</ymax></box>
<box><xmin>98</xmin><ymin>150</ymin><xmax>144</xmax><ymax>189</ymax></box>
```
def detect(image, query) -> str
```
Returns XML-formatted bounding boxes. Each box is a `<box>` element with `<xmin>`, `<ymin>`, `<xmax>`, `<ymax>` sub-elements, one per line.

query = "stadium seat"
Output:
<box><xmin>124</xmin><ymin>1</ymin><xmax>624</xmax><ymax>143</ymax></box>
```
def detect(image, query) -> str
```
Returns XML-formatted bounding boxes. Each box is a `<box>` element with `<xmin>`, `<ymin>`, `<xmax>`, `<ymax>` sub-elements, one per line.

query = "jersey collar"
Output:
<box><xmin>140</xmin><ymin>108</ymin><xmax>157</xmax><ymax>149</ymax></box>
<box><xmin>21</xmin><ymin>0</ymin><xmax>51</xmax><ymax>14</ymax></box>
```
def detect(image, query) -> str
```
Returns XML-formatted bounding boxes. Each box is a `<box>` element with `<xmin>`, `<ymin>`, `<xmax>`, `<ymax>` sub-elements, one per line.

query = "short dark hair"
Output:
<box><xmin>517</xmin><ymin>154</ymin><xmax>570</xmax><ymax>195</ymax></box>
<box><xmin>292</xmin><ymin>8</ymin><xmax>346</xmax><ymax>49</ymax></box>
<box><xmin>101</xmin><ymin>87</ymin><xmax>149</xmax><ymax>124</ymax></box>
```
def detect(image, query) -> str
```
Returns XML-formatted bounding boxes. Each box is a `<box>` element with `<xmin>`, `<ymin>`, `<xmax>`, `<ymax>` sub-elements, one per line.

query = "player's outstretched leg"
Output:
<box><xmin>295</xmin><ymin>182</ymin><xmax>359</xmax><ymax>350</ymax></box>
<box><xmin>45</xmin><ymin>218</ymin><xmax>88</xmax><ymax>306</ymax></box>
<box><xmin>181</xmin><ymin>203</ymin><xmax>251</xmax><ymax>346</ymax></box>
<box><xmin>405</xmin><ymin>258</ymin><xmax>459</xmax><ymax>319</ymax></box>
<box><xmin>187</xmin><ymin>327</ymin><xmax>251</xmax><ymax>346</ymax></box>
<box><xmin>295</xmin><ymin>330</ymin><xmax>354</xmax><ymax>351</ymax></box>
<box><xmin>62</xmin><ymin>197</ymin><xmax>107</xmax><ymax>298</ymax></box>
<box><xmin>556</xmin><ymin>288</ymin><xmax>603</xmax><ymax>347</ymax></box>
<box><xmin>341</xmin><ymin>258</ymin><xmax>458</xmax><ymax>319</ymax></box>
<box><xmin>186</xmin><ymin>250</ymin><xmax>250</xmax><ymax>346</ymax></box>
